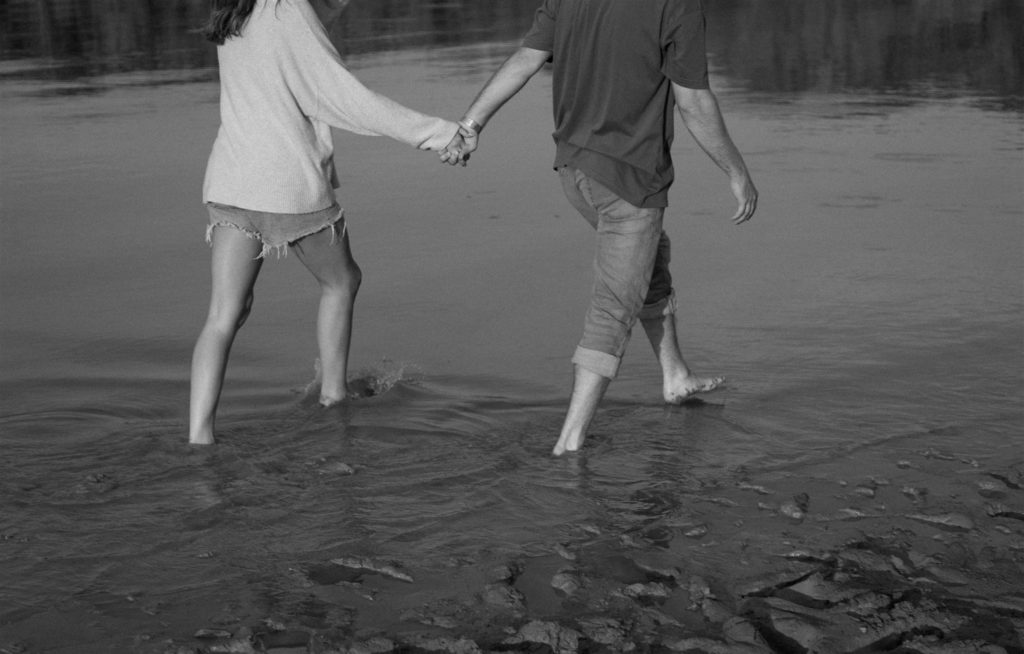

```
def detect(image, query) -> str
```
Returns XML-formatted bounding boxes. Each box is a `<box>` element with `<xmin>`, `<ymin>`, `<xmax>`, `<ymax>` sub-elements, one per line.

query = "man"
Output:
<box><xmin>443</xmin><ymin>0</ymin><xmax>758</xmax><ymax>455</ymax></box>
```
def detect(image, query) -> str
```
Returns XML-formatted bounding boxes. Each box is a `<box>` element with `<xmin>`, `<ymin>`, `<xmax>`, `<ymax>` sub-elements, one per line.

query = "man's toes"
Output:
<box><xmin>704</xmin><ymin>377</ymin><xmax>725</xmax><ymax>391</ymax></box>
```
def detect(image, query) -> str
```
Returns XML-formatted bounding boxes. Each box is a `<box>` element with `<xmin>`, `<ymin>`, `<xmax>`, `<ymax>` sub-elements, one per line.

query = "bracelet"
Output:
<box><xmin>458</xmin><ymin>117</ymin><xmax>484</xmax><ymax>134</ymax></box>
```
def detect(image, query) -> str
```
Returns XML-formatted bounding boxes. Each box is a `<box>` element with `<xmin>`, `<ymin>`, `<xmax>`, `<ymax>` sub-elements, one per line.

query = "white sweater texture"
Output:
<box><xmin>202</xmin><ymin>0</ymin><xmax>457</xmax><ymax>213</ymax></box>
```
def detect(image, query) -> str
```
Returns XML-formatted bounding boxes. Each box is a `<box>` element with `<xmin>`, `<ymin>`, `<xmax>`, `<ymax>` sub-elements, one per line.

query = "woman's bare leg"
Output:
<box><xmin>292</xmin><ymin>224</ymin><xmax>361</xmax><ymax>405</ymax></box>
<box><xmin>189</xmin><ymin>227</ymin><xmax>263</xmax><ymax>444</ymax></box>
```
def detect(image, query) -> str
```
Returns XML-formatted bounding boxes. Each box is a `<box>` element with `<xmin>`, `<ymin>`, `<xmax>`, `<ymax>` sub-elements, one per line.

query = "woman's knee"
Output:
<box><xmin>325</xmin><ymin>262</ymin><xmax>361</xmax><ymax>296</ymax></box>
<box><xmin>236</xmin><ymin>291</ymin><xmax>255</xmax><ymax>328</ymax></box>
<box><xmin>348</xmin><ymin>262</ymin><xmax>362</xmax><ymax>290</ymax></box>
<box><xmin>207</xmin><ymin>291</ymin><xmax>254</xmax><ymax>332</ymax></box>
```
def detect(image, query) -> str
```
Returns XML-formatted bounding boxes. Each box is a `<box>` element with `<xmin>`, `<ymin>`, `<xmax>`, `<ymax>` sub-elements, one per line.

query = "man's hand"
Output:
<box><xmin>439</xmin><ymin>124</ymin><xmax>479</xmax><ymax>166</ymax></box>
<box><xmin>730</xmin><ymin>175</ymin><xmax>758</xmax><ymax>224</ymax></box>
<box><xmin>437</xmin><ymin>47</ymin><xmax>548</xmax><ymax>168</ymax></box>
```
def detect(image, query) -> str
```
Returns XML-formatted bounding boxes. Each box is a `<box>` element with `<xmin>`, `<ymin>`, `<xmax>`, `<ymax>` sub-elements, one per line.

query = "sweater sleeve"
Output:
<box><xmin>287</xmin><ymin>3</ymin><xmax>458</xmax><ymax>150</ymax></box>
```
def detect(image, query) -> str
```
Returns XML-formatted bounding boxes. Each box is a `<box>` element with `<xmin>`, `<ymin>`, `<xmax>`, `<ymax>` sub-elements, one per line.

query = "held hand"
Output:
<box><xmin>730</xmin><ymin>175</ymin><xmax>758</xmax><ymax>225</ymax></box>
<box><xmin>439</xmin><ymin>125</ymin><xmax>479</xmax><ymax>167</ymax></box>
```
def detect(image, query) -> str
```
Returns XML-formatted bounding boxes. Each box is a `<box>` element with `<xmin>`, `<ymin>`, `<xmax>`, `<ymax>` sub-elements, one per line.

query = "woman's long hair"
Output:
<box><xmin>203</xmin><ymin>0</ymin><xmax>261</xmax><ymax>45</ymax></box>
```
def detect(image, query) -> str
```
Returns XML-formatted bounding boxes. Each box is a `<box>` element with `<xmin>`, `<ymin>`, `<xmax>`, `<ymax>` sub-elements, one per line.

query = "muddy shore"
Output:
<box><xmin>130</xmin><ymin>447</ymin><xmax>1024</xmax><ymax>654</ymax></box>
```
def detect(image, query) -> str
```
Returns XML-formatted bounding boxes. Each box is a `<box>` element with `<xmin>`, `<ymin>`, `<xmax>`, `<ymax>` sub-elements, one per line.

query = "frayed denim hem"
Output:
<box><xmin>205</xmin><ymin>220</ymin><xmax>346</xmax><ymax>260</ymax></box>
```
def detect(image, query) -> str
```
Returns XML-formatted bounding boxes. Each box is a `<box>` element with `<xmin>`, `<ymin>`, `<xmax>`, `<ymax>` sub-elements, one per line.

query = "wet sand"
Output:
<box><xmin>104</xmin><ymin>442</ymin><xmax>1024</xmax><ymax>653</ymax></box>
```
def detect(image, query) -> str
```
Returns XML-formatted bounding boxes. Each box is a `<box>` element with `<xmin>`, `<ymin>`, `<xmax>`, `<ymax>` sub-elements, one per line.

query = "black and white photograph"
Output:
<box><xmin>1</xmin><ymin>0</ymin><xmax>1021</xmax><ymax>651</ymax></box>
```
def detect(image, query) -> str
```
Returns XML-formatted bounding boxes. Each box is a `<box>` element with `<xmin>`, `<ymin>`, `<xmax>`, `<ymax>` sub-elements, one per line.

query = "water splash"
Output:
<box><xmin>301</xmin><ymin>357</ymin><xmax>422</xmax><ymax>400</ymax></box>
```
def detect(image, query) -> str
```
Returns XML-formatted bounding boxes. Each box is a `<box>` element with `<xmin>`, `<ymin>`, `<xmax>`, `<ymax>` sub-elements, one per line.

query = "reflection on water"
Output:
<box><xmin>1</xmin><ymin>0</ymin><xmax>1021</xmax><ymax>105</ymax></box>
<box><xmin>707</xmin><ymin>0</ymin><xmax>1023</xmax><ymax>104</ymax></box>
<box><xmin>0</xmin><ymin>0</ymin><xmax>541</xmax><ymax>79</ymax></box>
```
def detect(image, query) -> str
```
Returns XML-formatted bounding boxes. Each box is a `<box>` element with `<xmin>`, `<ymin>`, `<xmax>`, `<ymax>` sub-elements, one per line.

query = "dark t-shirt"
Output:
<box><xmin>522</xmin><ymin>0</ymin><xmax>709</xmax><ymax>208</ymax></box>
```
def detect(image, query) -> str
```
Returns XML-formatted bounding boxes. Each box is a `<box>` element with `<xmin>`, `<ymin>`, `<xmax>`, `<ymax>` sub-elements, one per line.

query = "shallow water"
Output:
<box><xmin>1</xmin><ymin>1</ymin><xmax>1023</xmax><ymax>652</ymax></box>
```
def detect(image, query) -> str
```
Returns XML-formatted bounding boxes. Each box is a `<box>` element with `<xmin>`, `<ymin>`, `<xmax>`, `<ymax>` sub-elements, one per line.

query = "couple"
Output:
<box><xmin>189</xmin><ymin>0</ymin><xmax>759</xmax><ymax>456</ymax></box>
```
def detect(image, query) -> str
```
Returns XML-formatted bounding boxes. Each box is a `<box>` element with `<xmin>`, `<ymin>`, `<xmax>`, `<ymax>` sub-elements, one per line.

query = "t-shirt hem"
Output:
<box><xmin>521</xmin><ymin>36</ymin><xmax>554</xmax><ymax>54</ymax></box>
<box><xmin>554</xmin><ymin>145</ymin><xmax>670</xmax><ymax>209</ymax></box>
<box><xmin>663</xmin><ymin>72</ymin><xmax>710</xmax><ymax>90</ymax></box>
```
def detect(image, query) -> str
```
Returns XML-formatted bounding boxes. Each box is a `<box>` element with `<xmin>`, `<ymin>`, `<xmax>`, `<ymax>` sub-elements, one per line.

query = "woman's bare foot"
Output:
<box><xmin>664</xmin><ymin>373</ymin><xmax>724</xmax><ymax>404</ymax></box>
<box><xmin>312</xmin><ymin>357</ymin><xmax>348</xmax><ymax>407</ymax></box>
<box><xmin>552</xmin><ymin>430</ymin><xmax>585</xmax><ymax>456</ymax></box>
<box><xmin>318</xmin><ymin>393</ymin><xmax>349</xmax><ymax>408</ymax></box>
<box><xmin>318</xmin><ymin>377</ymin><xmax>377</xmax><ymax>406</ymax></box>
<box><xmin>189</xmin><ymin>431</ymin><xmax>215</xmax><ymax>446</ymax></box>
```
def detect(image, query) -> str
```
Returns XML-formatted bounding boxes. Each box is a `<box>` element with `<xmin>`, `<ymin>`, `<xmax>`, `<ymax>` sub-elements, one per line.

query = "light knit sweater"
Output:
<box><xmin>203</xmin><ymin>0</ymin><xmax>457</xmax><ymax>213</ymax></box>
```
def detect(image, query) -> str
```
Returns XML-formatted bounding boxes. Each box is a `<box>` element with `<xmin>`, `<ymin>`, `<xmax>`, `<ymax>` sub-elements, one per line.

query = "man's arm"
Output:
<box><xmin>673</xmin><ymin>83</ymin><xmax>758</xmax><ymax>224</ymax></box>
<box><xmin>441</xmin><ymin>47</ymin><xmax>551</xmax><ymax>165</ymax></box>
<box><xmin>462</xmin><ymin>46</ymin><xmax>550</xmax><ymax>128</ymax></box>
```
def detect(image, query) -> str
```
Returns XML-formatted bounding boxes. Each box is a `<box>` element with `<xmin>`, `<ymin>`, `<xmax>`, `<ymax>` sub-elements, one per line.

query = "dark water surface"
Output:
<box><xmin>1</xmin><ymin>1</ymin><xmax>1022</xmax><ymax>652</ymax></box>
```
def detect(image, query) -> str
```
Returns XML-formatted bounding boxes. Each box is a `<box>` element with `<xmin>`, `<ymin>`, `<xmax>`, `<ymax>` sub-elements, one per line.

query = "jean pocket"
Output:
<box><xmin>583</xmin><ymin>176</ymin><xmax>660</xmax><ymax>225</ymax></box>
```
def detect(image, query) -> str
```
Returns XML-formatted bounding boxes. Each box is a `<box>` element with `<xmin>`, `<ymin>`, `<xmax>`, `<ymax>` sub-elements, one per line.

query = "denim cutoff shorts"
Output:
<box><xmin>206</xmin><ymin>202</ymin><xmax>346</xmax><ymax>259</ymax></box>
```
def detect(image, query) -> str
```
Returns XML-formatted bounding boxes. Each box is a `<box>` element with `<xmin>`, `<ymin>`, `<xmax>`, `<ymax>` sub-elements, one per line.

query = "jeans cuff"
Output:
<box><xmin>572</xmin><ymin>346</ymin><xmax>620</xmax><ymax>379</ymax></box>
<box><xmin>638</xmin><ymin>290</ymin><xmax>676</xmax><ymax>321</ymax></box>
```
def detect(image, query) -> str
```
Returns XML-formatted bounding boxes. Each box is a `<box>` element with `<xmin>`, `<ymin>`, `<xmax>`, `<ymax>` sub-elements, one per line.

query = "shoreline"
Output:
<box><xmin>150</xmin><ymin>451</ymin><xmax>1023</xmax><ymax>654</ymax></box>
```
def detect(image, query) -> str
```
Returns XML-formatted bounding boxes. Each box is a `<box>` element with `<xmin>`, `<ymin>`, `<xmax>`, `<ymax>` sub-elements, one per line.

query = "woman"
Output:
<box><xmin>189</xmin><ymin>0</ymin><xmax>459</xmax><ymax>444</ymax></box>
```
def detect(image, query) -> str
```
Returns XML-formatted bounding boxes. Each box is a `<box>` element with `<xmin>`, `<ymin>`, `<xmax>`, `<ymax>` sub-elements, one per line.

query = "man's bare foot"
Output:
<box><xmin>664</xmin><ymin>373</ymin><xmax>725</xmax><ymax>405</ymax></box>
<box><xmin>552</xmin><ymin>366</ymin><xmax>609</xmax><ymax>456</ymax></box>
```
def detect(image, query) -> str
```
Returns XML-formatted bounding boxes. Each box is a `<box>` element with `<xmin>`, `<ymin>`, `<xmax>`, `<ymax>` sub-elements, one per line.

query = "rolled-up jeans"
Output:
<box><xmin>559</xmin><ymin>166</ymin><xmax>677</xmax><ymax>379</ymax></box>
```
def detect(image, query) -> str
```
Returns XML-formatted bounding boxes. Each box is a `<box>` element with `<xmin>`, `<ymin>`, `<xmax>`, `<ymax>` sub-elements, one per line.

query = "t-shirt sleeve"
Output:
<box><xmin>661</xmin><ymin>0</ymin><xmax>709</xmax><ymax>89</ymax></box>
<box><xmin>521</xmin><ymin>0</ymin><xmax>559</xmax><ymax>56</ymax></box>
<box><xmin>287</xmin><ymin>5</ymin><xmax>456</xmax><ymax>149</ymax></box>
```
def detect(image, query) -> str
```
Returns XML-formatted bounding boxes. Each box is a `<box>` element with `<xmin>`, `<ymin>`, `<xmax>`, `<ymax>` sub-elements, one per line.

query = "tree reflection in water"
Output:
<box><xmin>0</xmin><ymin>0</ymin><xmax>1020</xmax><ymax>105</ymax></box>
<box><xmin>706</xmin><ymin>0</ymin><xmax>1022</xmax><ymax>101</ymax></box>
